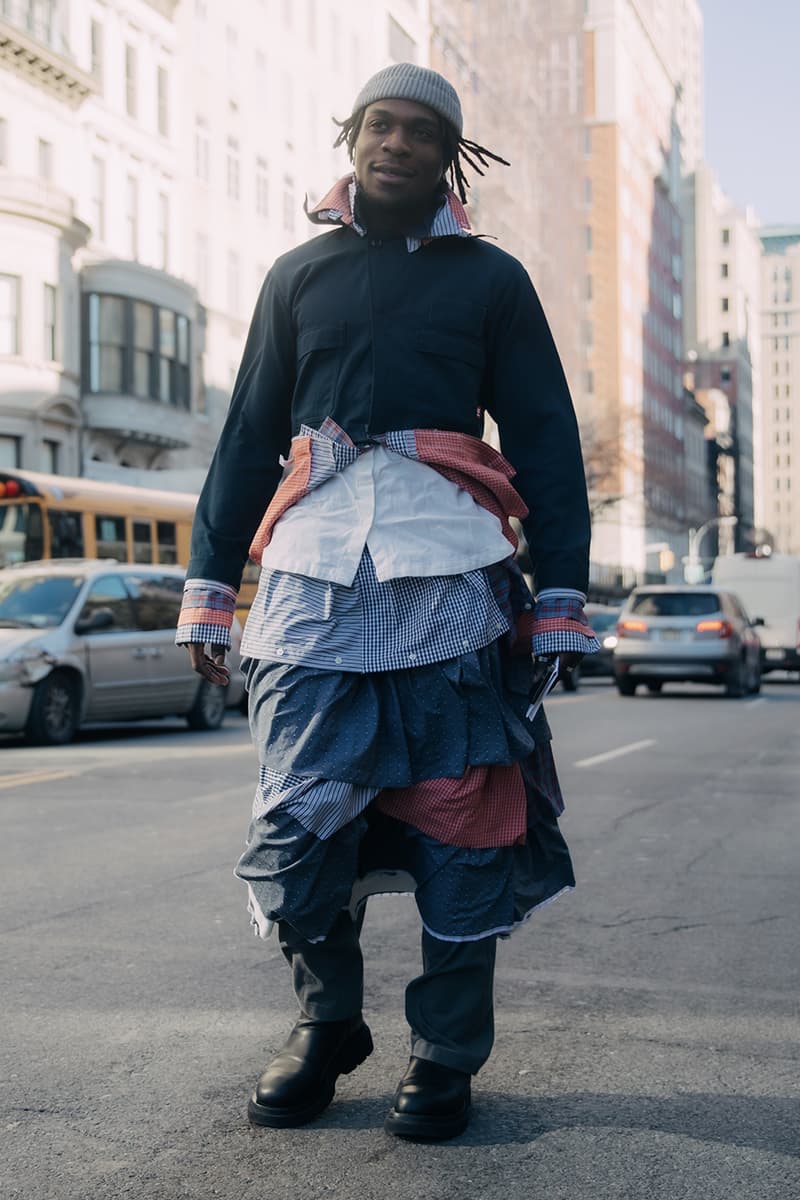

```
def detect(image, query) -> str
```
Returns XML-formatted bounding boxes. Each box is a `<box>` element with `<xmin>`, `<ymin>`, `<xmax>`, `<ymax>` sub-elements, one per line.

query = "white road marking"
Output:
<box><xmin>574</xmin><ymin>738</ymin><xmax>656</xmax><ymax>769</ymax></box>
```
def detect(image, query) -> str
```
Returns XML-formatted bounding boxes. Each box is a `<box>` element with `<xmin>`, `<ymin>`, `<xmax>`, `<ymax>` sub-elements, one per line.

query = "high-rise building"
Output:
<box><xmin>759</xmin><ymin>226</ymin><xmax>800</xmax><ymax>554</ymax></box>
<box><xmin>429</xmin><ymin>0</ymin><xmax>586</xmax><ymax>420</ymax></box>
<box><xmin>583</xmin><ymin>0</ymin><xmax>703</xmax><ymax>580</ymax></box>
<box><xmin>682</xmin><ymin>164</ymin><xmax>761</xmax><ymax>556</ymax></box>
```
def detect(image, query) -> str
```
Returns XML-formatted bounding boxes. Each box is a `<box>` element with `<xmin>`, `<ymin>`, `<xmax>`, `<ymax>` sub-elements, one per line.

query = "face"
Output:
<box><xmin>353</xmin><ymin>98</ymin><xmax>446</xmax><ymax>211</ymax></box>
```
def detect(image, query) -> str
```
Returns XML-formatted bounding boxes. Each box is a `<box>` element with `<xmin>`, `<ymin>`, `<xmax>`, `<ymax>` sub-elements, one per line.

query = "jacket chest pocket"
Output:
<box><xmin>296</xmin><ymin>323</ymin><xmax>346</xmax><ymax>362</ymax></box>
<box><xmin>414</xmin><ymin>301</ymin><xmax>487</xmax><ymax>370</ymax></box>
<box><xmin>294</xmin><ymin>323</ymin><xmax>346</xmax><ymax>417</ymax></box>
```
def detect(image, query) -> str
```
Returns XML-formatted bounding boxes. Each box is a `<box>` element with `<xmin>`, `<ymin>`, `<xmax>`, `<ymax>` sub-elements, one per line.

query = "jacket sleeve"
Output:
<box><xmin>484</xmin><ymin>259</ymin><xmax>591</xmax><ymax>597</ymax></box>
<box><xmin>186</xmin><ymin>269</ymin><xmax>295</xmax><ymax>589</ymax></box>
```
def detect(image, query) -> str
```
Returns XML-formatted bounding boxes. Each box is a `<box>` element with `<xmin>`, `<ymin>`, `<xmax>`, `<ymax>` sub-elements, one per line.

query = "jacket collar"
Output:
<box><xmin>304</xmin><ymin>173</ymin><xmax>472</xmax><ymax>253</ymax></box>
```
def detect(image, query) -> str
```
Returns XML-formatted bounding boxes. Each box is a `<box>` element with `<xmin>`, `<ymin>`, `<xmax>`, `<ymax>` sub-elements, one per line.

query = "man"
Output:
<box><xmin>177</xmin><ymin>62</ymin><xmax>598</xmax><ymax>1141</ymax></box>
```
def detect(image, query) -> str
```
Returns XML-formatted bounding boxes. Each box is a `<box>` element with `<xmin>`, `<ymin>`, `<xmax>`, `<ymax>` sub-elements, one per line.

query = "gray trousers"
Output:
<box><xmin>279</xmin><ymin>909</ymin><xmax>497</xmax><ymax>1075</ymax></box>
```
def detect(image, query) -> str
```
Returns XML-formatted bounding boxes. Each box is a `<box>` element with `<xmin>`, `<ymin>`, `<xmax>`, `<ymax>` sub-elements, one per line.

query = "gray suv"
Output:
<box><xmin>613</xmin><ymin>585</ymin><xmax>762</xmax><ymax>697</ymax></box>
<box><xmin>0</xmin><ymin>561</ymin><xmax>244</xmax><ymax>744</ymax></box>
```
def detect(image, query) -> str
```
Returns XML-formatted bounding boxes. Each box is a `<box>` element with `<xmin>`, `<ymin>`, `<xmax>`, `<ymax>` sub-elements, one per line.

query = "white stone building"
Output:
<box><xmin>0</xmin><ymin>0</ymin><xmax>428</xmax><ymax>490</ymax></box>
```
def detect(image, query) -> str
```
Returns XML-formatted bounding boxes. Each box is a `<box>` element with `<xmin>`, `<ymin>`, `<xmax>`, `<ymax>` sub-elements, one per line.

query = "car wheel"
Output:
<box><xmin>725</xmin><ymin>660</ymin><xmax>746</xmax><ymax>698</ymax></box>
<box><xmin>26</xmin><ymin>671</ymin><xmax>80</xmax><ymax>746</ymax></box>
<box><xmin>186</xmin><ymin>680</ymin><xmax>228</xmax><ymax>730</ymax></box>
<box><xmin>746</xmin><ymin>663</ymin><xmax>762</xmax><ymax>695</ymax></box>
<box><xmin>646</xmin><ymin>682</ymin><xmax>663</xmax><ymax>694</ymax></box>
<box><xmin>561</xmin><ymin>666</ymin><xmax>580</xmax><ymax>692</ymax></box>
<box><xmin>615</xmin><ymin>676</ymin><xmax>637</xmax><ymax>696</ymax></box>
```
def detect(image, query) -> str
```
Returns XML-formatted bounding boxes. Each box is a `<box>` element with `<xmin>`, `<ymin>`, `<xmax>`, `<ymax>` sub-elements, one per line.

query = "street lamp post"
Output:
<box><xmin>683</xmin><ymin>516</ymin><xmax>738</xmax><ymax>583</ymax></box>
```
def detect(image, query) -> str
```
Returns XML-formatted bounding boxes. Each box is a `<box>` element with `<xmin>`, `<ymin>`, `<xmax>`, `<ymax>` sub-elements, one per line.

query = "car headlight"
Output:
<box><xmin>602</xmin><ymin>635</ymin><xmax>618</xmax><ymax>649</ymax></box>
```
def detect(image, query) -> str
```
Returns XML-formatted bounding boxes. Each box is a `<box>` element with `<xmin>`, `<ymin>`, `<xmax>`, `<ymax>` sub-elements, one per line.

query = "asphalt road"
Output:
<box><xmin>1</xmin><ymin>677</ymin><xmax>798</xmax><ymax>1199</ymax></box>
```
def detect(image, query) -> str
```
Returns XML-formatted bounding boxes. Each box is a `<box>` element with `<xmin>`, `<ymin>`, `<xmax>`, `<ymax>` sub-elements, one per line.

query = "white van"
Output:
<box><xmin>711</xmin><ymin>553</ymin><xmax>800</xmax><ymax>675</ymax></box>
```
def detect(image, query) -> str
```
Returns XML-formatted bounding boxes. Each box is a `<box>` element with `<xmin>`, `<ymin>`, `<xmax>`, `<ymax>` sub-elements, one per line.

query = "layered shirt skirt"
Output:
<box><xmin>178</xmin><ymin>423</ymin><xmax>597</xmax><ymax>944</ymax></box>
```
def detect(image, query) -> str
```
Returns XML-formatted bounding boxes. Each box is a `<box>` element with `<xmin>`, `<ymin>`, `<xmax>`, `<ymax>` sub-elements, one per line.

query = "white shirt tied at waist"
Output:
<box><xmin>260</xmin><ymin>444</ymin><xmax>516</xmax><ymax>586</ymax></box>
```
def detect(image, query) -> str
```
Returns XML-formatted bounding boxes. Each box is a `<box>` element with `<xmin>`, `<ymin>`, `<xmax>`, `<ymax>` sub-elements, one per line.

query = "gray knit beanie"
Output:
<box><xmin>352</xmin><ymin>63</ymin><xmax>463</xmax><ymax>138</ymax></box>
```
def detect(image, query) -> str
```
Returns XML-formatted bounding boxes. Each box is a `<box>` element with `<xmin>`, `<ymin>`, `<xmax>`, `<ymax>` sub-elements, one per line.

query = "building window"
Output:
<box><xmin>88</xmin><ymin>294</ymin><xmax>125</xmax><ymax>392</ymax></box>
<box><xmin>157</xmin><ymin>67</ymin><xmax>169</xmax><ymax>137</ymax></box>
<box><xmin>586</xmin><ymin>275</ymin><xmax>593</xmax><ymax>300</ymax></box>
<box><xmin>195</xmin><ymin>232</ymin><xmax>209</xmax><ymax>297</ymax></box>
<box><xmin>584</xmin><ymin>370</ymin><xmax>594</xmax><ymax>393</ymax></box>
<box><xmin>0</xmin><ymin>274</ymin><xmax>20</xmax><ymax>355</ymax></box>
<box><xmin>329</xmin><ymin>13</ymin><xmax>340</xmax><ymax>68</ymax></box>
<box><xmin>721</xmin><ymin>262</ymin><xmax>729</xmax><ymax>278</ymax></box>
<box><xmin>283</xmin><ymin>176</ymin><xmax>295</xmax><ymax>233</ymax></box>
<box><xmin>125</xmin><ymin>44</ymin><xmax>137</xmax><ymax>119</ymax></box>
<box><xmin>87</xmin><ymin>294</ymin><xmax>190</xmax><ymax>409</ymax></box>
<box><xmin>37</xmin><ymin>138</ymin><xmax>53</xmax><ymax>181</ymax></box>
<box><xmin>43</xmin><ymin>283</ymin><xmax>57</xmax><ymax>361</ymax></box>
<box><xmin>125</xmin><ymin>175</ymin><xmax>139</xmax><ymax>258</ymax></box>
<box><xmin>194</xmin><ymin>117</ymin><xmax>209</xmax><ymax>182</ymax></box>
<box><xmin>721</xmin><ymin>297</ymin><xmax>729</xmax><ymax>312</ymax></box>
<box><xmin>91</xmin><ymin>155</ymin><xmax>106</xmax><ymax>240</ymax></box>
<box><xmin>226</xmin><ymin>137</ymin><xmax>240</xmax><ymax>201</ymax></box>
<box><xmin>584</xmin><ymin>177</ymin><xmax>592</xmax><ymax>205</ymax></box>
<box><xmin>388</xmin><ymin>14</ymin><xmax>416</xmax><ymax>62</ymax></box>
<box><xmin>256</xmin><ymin>158</ymin><xmax>269</xmax><ymax>217</ymax></box>
<box><xmin>157</xmin><ymin>192</ymin><xmax>169</xmax><ymax>270</ymax></box>
<box><xmin>43</xmin><ymin>439</ymin><xmax>60</xmax><ymax>474</ymax></box>
<box><xmin>721</xmin><ymin>331</ymin><xmax>730</xmax><ymax>348</ymax></box>
<box><xmin>0</xmin><ymin>436</ymin><xmax>21</xmax><ymax>468</ymax></box>
<box><xmin>585</xmin><ymin>225</ymin><xmax>592</xmax><ymax>251</ymax></box>
<box><xmin>132</xmin><ymin>301</ymin><xmax>155</xmax><ymax>397</ymax></box>
<box><xmin>721</xmin><ymin>227</ymin><xmax>730</xmax><ymax>245</ymax></box>
<box><xmin>90</xmin><ymin>19</ymin><xmax>103</xmax><ymax>87</ymax></box>
<box><xmin>227</xmin><ymin>250</ymin><xmax>240</xmax><ymax>316</ymax></box>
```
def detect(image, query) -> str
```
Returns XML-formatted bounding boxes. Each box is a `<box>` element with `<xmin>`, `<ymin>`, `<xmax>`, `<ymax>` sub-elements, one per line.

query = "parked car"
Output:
<box><xmin>0</xmin><ymin>560</ymin><xmax>244</xmax><ymax>744</ymax></box>
<box><xmin>612</xmin><ymin>585</ymin><xmax>762</xmax><ymax>697</ymax></box>
<box><xmin>580</xmin><ymin>604</ymin><xmax>623</xmax><ymax>678</ymax></box>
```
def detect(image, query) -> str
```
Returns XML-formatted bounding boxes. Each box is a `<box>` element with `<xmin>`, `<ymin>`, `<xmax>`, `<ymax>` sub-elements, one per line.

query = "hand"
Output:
<box><xmin>186</xmin><ymin>642</ymin><xmax>230</xmax><ymax>687</ymax></box>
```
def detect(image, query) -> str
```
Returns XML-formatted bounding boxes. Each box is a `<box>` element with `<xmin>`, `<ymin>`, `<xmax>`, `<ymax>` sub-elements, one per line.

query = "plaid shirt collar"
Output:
<box><xmin>304</xmin><ymin>173</ymin><xmax>472</xmax><ymax>253</ymax></box>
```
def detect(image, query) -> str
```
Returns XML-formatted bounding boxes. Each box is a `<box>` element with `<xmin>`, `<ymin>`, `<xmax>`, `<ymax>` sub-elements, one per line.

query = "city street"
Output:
<box><xmin>1</xmin><ymin>679</ymin><xmax>798</xmax><ymax>1199</ymax></box>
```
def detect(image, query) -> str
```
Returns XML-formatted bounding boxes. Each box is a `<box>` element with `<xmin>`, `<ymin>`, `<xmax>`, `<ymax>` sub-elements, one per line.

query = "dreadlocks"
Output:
<box><xmin>333</xmin><ymin>110</ymin><xmax>509</xmax><ymax>205</ymax></box>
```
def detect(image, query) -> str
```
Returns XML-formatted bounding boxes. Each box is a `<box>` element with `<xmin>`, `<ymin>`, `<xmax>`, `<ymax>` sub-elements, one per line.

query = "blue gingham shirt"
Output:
<box><xmin>240</xmin><ymin>547</ymin><xmax>512</xmax><ymax>672</ymax></box>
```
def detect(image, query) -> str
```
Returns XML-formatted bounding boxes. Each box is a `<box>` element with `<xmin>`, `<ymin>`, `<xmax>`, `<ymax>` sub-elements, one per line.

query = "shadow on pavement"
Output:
<box><xmin>311</xmin><ymin>1091</ymin><xmax>799</xmax><ymax>1157</ymax></box>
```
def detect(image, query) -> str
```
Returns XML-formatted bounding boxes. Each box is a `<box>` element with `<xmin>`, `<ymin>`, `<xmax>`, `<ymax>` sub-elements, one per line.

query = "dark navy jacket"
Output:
<box><xmin>188</xmin><ymin>225</ymin><xmax>591</xmax><ymax>595</ymax></box>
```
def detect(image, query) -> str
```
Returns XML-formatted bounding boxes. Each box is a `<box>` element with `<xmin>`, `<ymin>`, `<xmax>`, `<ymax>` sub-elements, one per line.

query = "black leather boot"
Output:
<box><xmin>384</xmin><ymin>1056</ymin><xmax>472</xmax><ymax>1141</ymax></box>
<box><xmin>248</xmin><ymin>1015</ymin><xmax>373</xmax><ymax>1127</ymax></box>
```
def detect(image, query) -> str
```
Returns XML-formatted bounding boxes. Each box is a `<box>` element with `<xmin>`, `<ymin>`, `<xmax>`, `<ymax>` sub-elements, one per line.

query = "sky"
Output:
<box><xmin>700</xmin><ymin>0</ymin><xmax>800</xmax><ymax>226</ymax></box>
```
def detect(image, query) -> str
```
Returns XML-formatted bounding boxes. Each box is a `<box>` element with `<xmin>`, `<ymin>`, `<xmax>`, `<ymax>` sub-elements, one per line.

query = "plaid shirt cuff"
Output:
<box><xmin>175</xmin><ymin>578</ymin><xmax>238</xmax><ymax>650</ymax></box>
<box><xmin>531</xmin><ymin>591</ymin><xmax>601</xmax><ymax>657</ymax></box>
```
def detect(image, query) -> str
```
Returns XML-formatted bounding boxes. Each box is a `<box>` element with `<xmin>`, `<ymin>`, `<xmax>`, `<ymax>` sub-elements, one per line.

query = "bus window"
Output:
<box><xmin>49</xmin><ymin>510</ymin><xmax>85</xmax><ymax>559</ymax></box>
<box><xmin>0</xmin><ymin>503</ymin><xmax>44</xmax><ymax>566</ymax></box>
<box><xmin>156</xmin><ymin>520</ymin><xmax>177</xmax><ymax>564</ymax></box>
<box><xmin>133</xmin><ymin>520</ymin><xmax>154</xmax><ymax>563</ymax></box>
<box><xmin>95</xmin><ymin>515</ymin><xmax>126</xmax><ymax>560</ymax></box>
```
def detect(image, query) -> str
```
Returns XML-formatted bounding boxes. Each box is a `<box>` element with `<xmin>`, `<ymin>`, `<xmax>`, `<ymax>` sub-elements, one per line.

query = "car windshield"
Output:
<box><xmin>630</xmin><ymin>592</ymin><xmax>721</xmax><ymax>617</ymax></box>
<box><xmin>0</xmin><ymin>574</ymin><xmax>84</xmax><ymax>628</ymax></box>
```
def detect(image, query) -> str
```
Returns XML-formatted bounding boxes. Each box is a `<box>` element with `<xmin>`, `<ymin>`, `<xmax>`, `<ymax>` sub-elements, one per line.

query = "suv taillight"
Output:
<box><xmin>696</xmin><ymin>619</ymin><xmax>733</xmax><ymax>639</ymax></box>
<box><xmin>617</xmin><ymin>619</ymin><xmax>648</xmax><ymax>637</ymax></box>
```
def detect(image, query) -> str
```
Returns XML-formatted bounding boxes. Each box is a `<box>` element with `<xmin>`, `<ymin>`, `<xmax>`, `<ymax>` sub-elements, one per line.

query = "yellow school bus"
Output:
<box><xmin>0</xmin><ymin>469</ymin><xmax>257</xmax><ymax>624</ymax></box>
